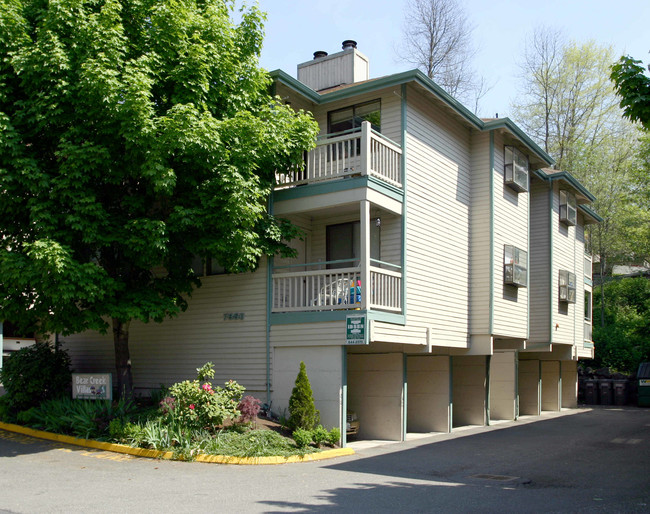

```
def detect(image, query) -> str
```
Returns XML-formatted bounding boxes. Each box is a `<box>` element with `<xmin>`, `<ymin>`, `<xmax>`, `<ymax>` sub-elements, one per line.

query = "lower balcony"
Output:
<box><xmin>272</xmin><ymin>260</ymin><xmax>402</xmax><ymax>313</ymax></box>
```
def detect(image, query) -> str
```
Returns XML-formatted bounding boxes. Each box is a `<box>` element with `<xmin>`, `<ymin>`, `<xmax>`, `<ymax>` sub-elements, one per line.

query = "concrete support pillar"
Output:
<box><xmin>407</xmin><ymin>355</ymin><xmax>451</xmax><ymax>433</ymax></box>
<box><xmin>561</xmin><ymin>360</ymin><xmax>578</xmax><ymax>408</ymax></box>
<box><xmin>489</xmin><ymin>350</ymin><xmax>517</xmax><ymax>421</ymax></box>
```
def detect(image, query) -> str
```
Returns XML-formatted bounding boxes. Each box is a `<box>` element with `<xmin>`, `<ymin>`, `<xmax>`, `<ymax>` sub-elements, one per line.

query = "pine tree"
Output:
<box><xmin>288</xmin><ymin>362</ymin><xmax>320</xmax><ymax>430</ymax></box>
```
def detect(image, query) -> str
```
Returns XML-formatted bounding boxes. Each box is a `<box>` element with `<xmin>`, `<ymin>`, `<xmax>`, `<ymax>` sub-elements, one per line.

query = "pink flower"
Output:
<box><xmin>202</xmin><ymin>383</ymin><xmax>212</xmax><ymax>391</ymax></box>
<box><xmin>189</xmin><ymin>404</ymin><xmax>195</xmax><ymax>410</ymax></box>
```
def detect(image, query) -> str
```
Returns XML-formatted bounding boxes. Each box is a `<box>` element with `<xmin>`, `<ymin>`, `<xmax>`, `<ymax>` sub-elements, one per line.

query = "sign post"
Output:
<box><xmin>72</xmin><ymin>373</ymin><xmax>112</xmax><ymax>400</ymax></box>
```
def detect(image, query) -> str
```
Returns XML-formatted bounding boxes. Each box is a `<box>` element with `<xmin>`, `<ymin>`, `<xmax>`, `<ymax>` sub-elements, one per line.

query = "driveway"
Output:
<box><xmin>1</xmin><ymin>407</ymin><xmax>648</xmax><ymax>513</ymax></box>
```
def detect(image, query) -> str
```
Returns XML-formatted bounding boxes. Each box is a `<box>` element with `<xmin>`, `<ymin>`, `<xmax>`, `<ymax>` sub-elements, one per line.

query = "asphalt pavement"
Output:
<box><xmin>1</xmin><ymin>406</ymin><xmax>649</xmax><ymax>513</ymax></box>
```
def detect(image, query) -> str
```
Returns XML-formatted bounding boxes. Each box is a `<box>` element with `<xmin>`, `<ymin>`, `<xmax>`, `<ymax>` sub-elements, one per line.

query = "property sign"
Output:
<box><xmin>72</xmin><ymin>373</ymin><xmax>112</xmax><ymax>400</ymax></box>
<box><xmin>346</xmin><ymin>314</ymin><xmax>368</xmax><ymax>345</ymax></box>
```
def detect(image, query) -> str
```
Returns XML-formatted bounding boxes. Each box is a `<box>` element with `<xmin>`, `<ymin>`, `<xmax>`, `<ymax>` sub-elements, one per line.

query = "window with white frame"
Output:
<box><xmin>559</xmin><ymin>269</ymin><xmax>576</xmax><ymax>303</ymax></box>
<box><xmin>585</xmin><ymin>290</ymin><xmax>592</xmax><ymax>321</ymax></box>
<box><xmin>559</xmin><ymin>190</ymin><xmax>577</xmax><ymax>226</ymax></box>
<box><xmin>504</xmin><ymin>146</ymin><xmax>529</xmax><ymax>193</ymax></box>
<box><xmin>504</xmin><ymin>245</ymin><xmax>528</xmax><ymax>287</ymax></box>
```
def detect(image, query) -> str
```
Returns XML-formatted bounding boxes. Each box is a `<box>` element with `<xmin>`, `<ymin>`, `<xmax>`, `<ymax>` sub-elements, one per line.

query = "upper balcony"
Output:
<box><xmin>275</xmin><ymin>121</ymin><xmax>403</xmax><ymax>191</ymax></box>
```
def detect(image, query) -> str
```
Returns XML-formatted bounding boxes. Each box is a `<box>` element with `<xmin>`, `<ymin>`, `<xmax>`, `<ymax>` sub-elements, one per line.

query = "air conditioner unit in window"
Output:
<box><xmin>504</xmin><ymin>146</ymin><xmax>529</xmax><ymax>193</ymax></box>
<box><xmin>559</xmin><ymin>190</ymin><xmax>577</xmax><ymax>226</ymax></box>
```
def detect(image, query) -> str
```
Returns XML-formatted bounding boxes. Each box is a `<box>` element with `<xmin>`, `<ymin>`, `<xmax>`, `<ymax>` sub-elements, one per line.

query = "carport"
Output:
<box><xmin>406</xmin><ymin>355</ymin><xmax>451</xmax><ymax>433</ymax></box>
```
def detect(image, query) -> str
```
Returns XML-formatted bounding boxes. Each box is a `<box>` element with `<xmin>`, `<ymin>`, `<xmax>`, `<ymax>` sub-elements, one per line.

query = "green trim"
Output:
<box><xmin>549</xmin><ymin>181</ymin><xmax>554</xmax><ymax>345</ymax></box>
<box><xmin>266</xmin><ymin>196</ymin><xmax>274</xmax><ymax>406</ymax></box>
<box><xmin>270</xmin><ymin>310</ymin><xmax>405</xmax><ymax>326</ymax></box>
<box><xmin>449</xmin><ymin>356</ymin><xmax>453</xmax><ymax>432</ymax></box>
<box><xmin>341</xmin><ymin>346</ymin><xmax>347</xmax><ymax>447</ymax></box>
<box><xmin>273</xmin><ymin>175</ymin><xmax>404</xmax><ymax>204</ymax></box>
<box><xmin>538</xmin><ymin>360</ymin><xmax>542</xmax><ymax>415</ymax></box>
<box><xmin>270</xmin><ymin>68</ymin><xmax>554</xmax><ymax>167</ymax></box>
<box><xmin>401</xmin><ymin>83</ymin><xmax>408</xmax><ymax>319</ymax></box>
<box><xmin>584</xmin><ymin>342</ymin><xmax>594</xmax><ymax>349</ymax></box>
<box><xmin>367</xmin><ymin>311</ymin><xmax>406</xmax><ymax>324</ymax></box>
<box><xmin>534</xmin><ymin>169</ymin><xmax>597</xmax><ymax>203</ymax></box>
<box><xmin>559</xmin><ymin>360</ymin><xmax>563</xmax><ymax>409</ymax></box>
<box><xmin>527</xmin><ymin>169</ymin><xmax>531</xmax><ymax>341</ymax></box>
<box><xmin>489</xmin><ymin>131</ymin><xmax>495</xmax><ymax>334</ymax></box>
<box><xmin>578</xmin><ymin>204</ymin><xmax>603</xmax><ymax>223</ymax></box>
<box><xmin>483</xmin><ymin>119</ymin><xmax>554</xmax><ymax>167</ymax></box>
<box><xmin>584</xmin><ymin>277</ymin><xmax>593</xmax><ymax>287</ymax></box>
<box><xmin>515</xmin><ymin>353</ymin><xmax>519</xmax><ymax>420</ymax></box>
<box><xmin>485</xmin><ymin>355</ymin><xmax>491</xmax><ymax>426</ymax></box>
<box><xmin>402</xmin><ymin>353</ymin><xmax>408</xmax><ymax>441</ymax></box>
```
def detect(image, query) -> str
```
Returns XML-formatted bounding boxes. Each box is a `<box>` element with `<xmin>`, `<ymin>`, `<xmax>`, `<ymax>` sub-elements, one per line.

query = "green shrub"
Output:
<box><xmin>292</xmin><ymin>428</ymin><xmax>312</xmax><ymax>448</ymax></box>
<box><xmin>311</xmin><ymin>425</ymin><xmax>329</xmax><ymax>447</ymax></box>
<box><xmin>165</xmin><ymin>363</ymin><xmax>245</xmax><ymax>431</ymax></box>
<box><xmin>327</xmin><ymin>427</ymin><xmax>341</xmax><ymax>446</ymax></box>
<box><xmin>288</xmin><ymin>361</ymin><xmax>320</xmax><ymax>431</ymax></box>
<box><xmin>18</xmin><ymin>396</ymin><xmax>135</xmax><ymax>439</ymax></box>
<box><xmin>0</xmin><ymin>341</ymin><xmax>71</xmax><ymax>414</ymax></box>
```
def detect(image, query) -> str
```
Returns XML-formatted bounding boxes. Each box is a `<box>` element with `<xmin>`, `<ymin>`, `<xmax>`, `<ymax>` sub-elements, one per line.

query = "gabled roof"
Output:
<box><xmin>270</xmin><ymin>69</ymin><xmax>554</xmax><ymax>167</ymax></box>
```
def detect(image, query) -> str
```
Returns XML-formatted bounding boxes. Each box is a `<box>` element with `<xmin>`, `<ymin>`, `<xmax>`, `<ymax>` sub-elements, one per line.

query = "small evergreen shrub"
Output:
<box><xmin>292</xmin><ymin>428</ymin><xmax>312</xmax><ymax>448</ymax></box>
<box><xmin>288</xmin><ymin>361</ymin><xmax>320</xmax><ymax>431</ymax></box>
<box><xmin>237</xmin><ymin>395</ymin><xmax>262</xmax><ymax>424</ymax></box>
<box><xmin>0</xmin><ymin>341</ymin><xmax>71</xmax><ymax>414</ymax></box>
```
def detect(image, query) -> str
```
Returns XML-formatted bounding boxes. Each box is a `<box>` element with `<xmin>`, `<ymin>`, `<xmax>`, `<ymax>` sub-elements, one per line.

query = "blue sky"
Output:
<box><xmin>256</xmin><ymin>0</ymin><xmax>650</xmax><ymax>120</ymax></box>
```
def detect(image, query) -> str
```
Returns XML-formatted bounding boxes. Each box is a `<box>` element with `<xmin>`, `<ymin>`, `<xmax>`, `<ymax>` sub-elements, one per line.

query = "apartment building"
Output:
<box><xmin>59</xmin><ymin>41</ymin><xmax>600</xmax><ymax>443</ymax></box>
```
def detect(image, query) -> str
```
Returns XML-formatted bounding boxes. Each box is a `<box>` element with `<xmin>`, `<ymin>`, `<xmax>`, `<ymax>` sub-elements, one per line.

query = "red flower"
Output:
<box><xmin>189</xmin><ymin>404</ymin><xmax>195</xmax><ymax>410</ymax></box>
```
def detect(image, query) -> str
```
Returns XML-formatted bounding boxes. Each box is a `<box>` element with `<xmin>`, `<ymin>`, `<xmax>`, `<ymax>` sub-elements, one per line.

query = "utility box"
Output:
<box><xmin>584</xmin><ymin>379</ymin><xmax>599</xmax><ymax>405</ymax></box>
<box><xmin>638</xmin><ymin>363</ymin><xmax>650</xmax><ymax>407</ymax></box>
<box><xmin>599</xmin><ymin>380</ymin><xmax>613</xmax><ymax>406</ymax></box>
<box><xmin>612</xmin><ymin>380</ymin><xmax>628</xmax><ymax>406</ymax></box>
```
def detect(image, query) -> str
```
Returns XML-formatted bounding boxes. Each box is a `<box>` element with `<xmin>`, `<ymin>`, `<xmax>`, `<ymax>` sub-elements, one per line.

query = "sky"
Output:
<box><xmin>255</xmin><ymin>0</ymin><xmax>650</xmax><ymax>120</ymax></box>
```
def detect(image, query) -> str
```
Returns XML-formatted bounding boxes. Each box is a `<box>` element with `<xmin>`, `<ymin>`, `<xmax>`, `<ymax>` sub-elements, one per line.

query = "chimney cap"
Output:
<box><xmin>342</xmin><ymin>40</ymin><xmax>357</xmax><ymax>50</ymax></box>
<box><xmin>313</xmin><ymin>50</ymin><xmax>328</xmax><ymax>60</ymax></box>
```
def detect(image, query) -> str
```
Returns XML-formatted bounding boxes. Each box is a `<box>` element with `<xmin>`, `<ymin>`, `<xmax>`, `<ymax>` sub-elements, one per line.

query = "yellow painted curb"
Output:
<box><xmin>0</xmin><ymin>421</ymin><xmax>354</xmax><ymax>464</ymax></box>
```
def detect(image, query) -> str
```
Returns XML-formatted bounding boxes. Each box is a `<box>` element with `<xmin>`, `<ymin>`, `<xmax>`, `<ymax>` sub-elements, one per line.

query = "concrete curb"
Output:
<box><xmin>0</xmin><ymin>421</ymin><xmax>355</xmax><ymax>465</ymax></box>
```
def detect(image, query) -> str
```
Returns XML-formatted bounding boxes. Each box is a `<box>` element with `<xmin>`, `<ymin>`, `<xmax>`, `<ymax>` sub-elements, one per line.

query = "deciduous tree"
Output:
<box><xmin>0</xmin><ymin>0</ymin><xmax>318</xmax><ymax>397</ymax></box>
<box><xmin>397</xmin><ymin>0</ymin><xmax>488</xmax><ymax>109</ymax></box>
<box><xmin>611</xmin><ymin>55</ymin><xmax>650</xmax><ymax>130</ymax></box>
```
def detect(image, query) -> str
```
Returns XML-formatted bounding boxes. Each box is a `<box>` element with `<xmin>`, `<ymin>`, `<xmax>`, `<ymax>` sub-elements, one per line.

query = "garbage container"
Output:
<box><xmin>599</xmin><ymin>380</ymin><xmax>613</xmax><ymax>405</ymax></box>
<box><xmin>638</xmin><ymin>362</ymin><xmax>650</xmax><ymax>407</ymax></box>
<box><xmin>584</xmin><ymin>379</ymin><xmax>599</xmax><ymax>405</ymax></box>
<box><xmin>613</xmin><ymin>380</ymin><xmax>628</xmax><ymax>406</ymax></box>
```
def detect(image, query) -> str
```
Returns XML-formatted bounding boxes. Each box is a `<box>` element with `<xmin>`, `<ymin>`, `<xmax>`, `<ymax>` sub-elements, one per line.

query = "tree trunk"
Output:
<box><xmin>112</xmin><ymin>318</ymin><xmax>133</xmax><ymax>399</ymax></box>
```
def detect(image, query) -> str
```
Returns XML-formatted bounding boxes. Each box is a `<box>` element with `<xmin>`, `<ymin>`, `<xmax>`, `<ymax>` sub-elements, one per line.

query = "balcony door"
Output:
<box><xmin>326</xmin><ymin>220</ymin><xmax>380</xmax><ymax>269</ymax></box>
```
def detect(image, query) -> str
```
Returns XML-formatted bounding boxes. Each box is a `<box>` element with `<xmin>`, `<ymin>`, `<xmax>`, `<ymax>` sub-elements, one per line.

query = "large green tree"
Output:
<box><xmin>611</xmin><ymin>55</ymin><xmax>650</xmax><ymax>130</ymax></box>
<box><xmin>0</xmin><ymin>0</ymin><xmax>318</xmax><ymax>397</ymax></box>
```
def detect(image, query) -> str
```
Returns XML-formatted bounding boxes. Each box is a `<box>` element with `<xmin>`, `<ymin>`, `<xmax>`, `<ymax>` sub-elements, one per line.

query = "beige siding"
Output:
<box><xmin>552</xmin><ymin>182</ymin><xmax>578</xmax><ymax>346</ymax></box>
<box><xmin>63</xmin><ymin>264</ymin><xmax>269</xmax><ymax>395</ymax></box>
<box><xmin>276</xmin><ymin>83</ymin><xmax>316</xmax><ymax>115</ymax></box>
<box><xmin>492</xmin><ymin>133</ymin><xmax>529</xmax><ymax>339</ymax></box>
<box><xmin>271</xmin><ymin>321</ymin><xmax>346</xmax><ymax>347</ymax></box>
<box><xmin>529</xmin><ymin>177</ymin><xmax>551</xmax><ymax>343</ymax></box>
<box><xmin>469</xmin><ymin>132</ymin><xmax>491</xmax><ymax>334</ymax></box>
<box><xmin>404</xmin><ymin>86</ymin><xmax>471</xmax><ymax>348</ymax></box>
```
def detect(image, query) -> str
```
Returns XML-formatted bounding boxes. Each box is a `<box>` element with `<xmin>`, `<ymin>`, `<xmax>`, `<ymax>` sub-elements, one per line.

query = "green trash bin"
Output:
<box><xmin>638</xmin><ymin>363</ymin><xmax>650</xmax><ymax>407</ymax></box>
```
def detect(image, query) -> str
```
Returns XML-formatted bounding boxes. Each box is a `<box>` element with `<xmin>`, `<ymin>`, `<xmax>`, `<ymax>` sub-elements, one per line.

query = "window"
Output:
<box><xmin>191</xmin><ymin>255</ymin><xmax>226</xmax><ymax>276</ymax></box>
<box><xmin>326</xmin><ymin>221</ymin><xmax>380</xmax><ymax>269</ymax></box>
<box><xmin>584</xmin><ymin>290</ymin><xmax>592</xmax><ymax>321</ymax></box>
<box><xmin>328</xmin><ymin>99</ymin><xmax>381</xmax><ymax>134</ymax></box>
<box><xmin>504</xmin><ymin>245</ymin><xmax>527</xmax><ymax>287</ymax></box>
<box><xmin>559</xmin><ymin>270</ymin><xmax>576</xmax><ymax>303</ymax></box>
<box><xmin>504</xmin><ymin>146</ymin><xmax>529</xmax><ymax>193</ymax></box>
<box><xmin>559</xmin><ymin>190</ymin><xmax>577</xmax><ymax>226</ymax></box>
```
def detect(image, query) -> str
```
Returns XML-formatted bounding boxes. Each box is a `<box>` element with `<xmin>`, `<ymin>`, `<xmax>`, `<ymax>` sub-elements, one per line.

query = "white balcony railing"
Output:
<box><xmin>275</xmin><ymin>121</ymin><xmax>402</xmax><ymax>189</ymax></box>
<box><xmin>272</xmin><ymin>261</ymin><xmax>401</xmax><ymax>313</ymax></box>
